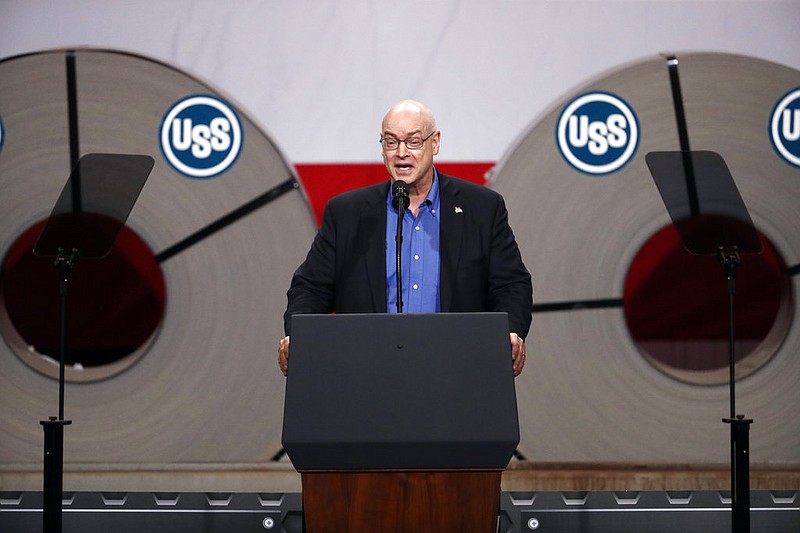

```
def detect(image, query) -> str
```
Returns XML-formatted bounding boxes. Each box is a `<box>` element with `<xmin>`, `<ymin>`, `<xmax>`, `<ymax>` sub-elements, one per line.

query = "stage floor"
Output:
<box><xmin>2</xmin><ymin>461</ymin><xmax>799</xmax><ymax>493</ymax></box>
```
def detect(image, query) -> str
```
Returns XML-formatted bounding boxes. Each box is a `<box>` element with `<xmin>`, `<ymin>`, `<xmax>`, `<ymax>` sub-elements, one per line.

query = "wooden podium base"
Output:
<box><xmin>300</xmin><ymin>469</ymin><xmax>503</xmax><ymax>533</ymax></box>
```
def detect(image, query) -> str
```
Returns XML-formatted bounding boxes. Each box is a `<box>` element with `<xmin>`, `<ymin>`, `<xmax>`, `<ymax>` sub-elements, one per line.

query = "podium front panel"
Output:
<box><xmin>282</xmin><ymin>312</ymin><xmax>519</xmax><ymax>470</ymax></box>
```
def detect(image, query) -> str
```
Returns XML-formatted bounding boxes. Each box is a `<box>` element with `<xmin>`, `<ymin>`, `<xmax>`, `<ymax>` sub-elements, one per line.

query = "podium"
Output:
<box><xmin>282</xmin><ymin>313</ymin><xmax>519</xmax><ymax>533</ymax></box>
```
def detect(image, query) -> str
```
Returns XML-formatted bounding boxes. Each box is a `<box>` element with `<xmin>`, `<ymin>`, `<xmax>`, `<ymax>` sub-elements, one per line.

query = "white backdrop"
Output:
<box><xmin>2</xmin><ymin>0</ymin><xmax>799</xmax><ymax>165</ymax></box>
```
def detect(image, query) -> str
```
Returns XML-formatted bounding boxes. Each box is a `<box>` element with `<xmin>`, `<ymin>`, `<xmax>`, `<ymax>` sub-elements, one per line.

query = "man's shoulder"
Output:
<box><xmin>440</xmin><ymin>173</ymin><xmax>503</xmax><ymax>202</ymax></box>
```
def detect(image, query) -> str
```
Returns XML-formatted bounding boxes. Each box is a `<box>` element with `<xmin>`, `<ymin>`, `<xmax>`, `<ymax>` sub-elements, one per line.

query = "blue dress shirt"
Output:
<box><xmin>386</xmin><ymin>171</ymin><xmax>441</xmax><ymax>313</ymax></box>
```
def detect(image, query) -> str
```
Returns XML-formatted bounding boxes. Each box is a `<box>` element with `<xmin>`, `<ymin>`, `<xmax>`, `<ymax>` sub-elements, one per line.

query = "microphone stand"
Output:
<box><xmin>392</xmin><ymin>180</ymin><xmax>409</xmax><ymax>314</ymax></box>
<box><xmin>395</xmin><ymin>195</ymin><xmax>406</xmax><ymax>314</ymax></box>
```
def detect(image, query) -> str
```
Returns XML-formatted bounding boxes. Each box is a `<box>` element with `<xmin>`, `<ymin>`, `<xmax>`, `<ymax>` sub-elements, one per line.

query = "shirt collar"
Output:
<box><xmin>426</xmin><ymin>168</ymin><xmax>440</xmax><ymax>213</ymax></box>
<box><xmin>387</xmin><ymin>168</ymin><xmax>440</xmax><ymax>212</ymax></box>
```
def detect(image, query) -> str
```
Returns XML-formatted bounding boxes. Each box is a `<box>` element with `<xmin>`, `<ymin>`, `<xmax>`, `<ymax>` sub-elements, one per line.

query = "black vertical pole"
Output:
<box><xmin>665</xmin><ymin>56</ymin><xmax>700</xmax><ymax>218</ymax></box>
<box><xmin>40</xmin><ymin>50</ymin><xmax>81</xmax><ymax>533</ymax></box>
<box><xmin>725</xmin><ymin>260</ymin><xmax>737</xmax><ymax>420</ymax></box>
<box><xmin>41</xmin><ymin>418</ymin><xmax>70</xmax><ymax>533</ymax></box>
<box><xmin>41</xmin><ymin>252</ymin><xmax>76</xmax><ymax>533</ymax></box>
<box><xmin>66</xmin><ymin>50</ymin><xmax>82</xmax><ymax>211</ymax></box>
<box><xmin>395</xmin><ymin>207</ymin><xmax>404</xmax><ymax>314</ymax></box>
<box><xmin>729</xmin><ymin>418</ymin><xmax>752</xmax><ymax>533</ymax></box>
<box><xmin>662</xmin><ymin>54</ymin><xmax>754</xmax><ymax>533</ymax></box>
<box><xmin>720</xmin><ymin>250</ymin><xmax>751</xmax><ymax>533</ymax></box>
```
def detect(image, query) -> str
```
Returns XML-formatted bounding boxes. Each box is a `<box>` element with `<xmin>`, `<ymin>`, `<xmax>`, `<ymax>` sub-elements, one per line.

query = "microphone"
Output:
<box><xmin>391</xmin><ymin>180</ymin><xmax>408</xmax><ymax>313</ymax></box>
<box><xmin>392</xmin><ymin>180</ymin><xmax>409</xmax><ymax>211</ymax></box>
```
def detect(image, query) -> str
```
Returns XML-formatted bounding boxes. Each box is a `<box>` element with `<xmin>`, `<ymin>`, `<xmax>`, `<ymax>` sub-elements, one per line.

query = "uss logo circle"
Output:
<box><xmin>770</xmin><ymin>86</ymin><xmax>800</xmax><ymax>169</ymax></box>
<box><xmin>160</xmin><ymin>95</ymin><xmax>243</xmax><ymax>178</ymax></box>
<box><xmin>556</xmin><ymin>92</ymin><xmax>640</xmax><ymax>175</ymax></box>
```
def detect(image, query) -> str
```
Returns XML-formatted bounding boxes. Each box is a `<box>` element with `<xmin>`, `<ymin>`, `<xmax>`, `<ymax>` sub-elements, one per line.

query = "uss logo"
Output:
<box><xmin>556</xmin><ymin>91</ymin><xmax>640</xmax><ymax>176</ymax></box>
<box><xmin>160</xmin><ymin>94</ymin><xmax>243</xmax><ymax>179</ymax></box>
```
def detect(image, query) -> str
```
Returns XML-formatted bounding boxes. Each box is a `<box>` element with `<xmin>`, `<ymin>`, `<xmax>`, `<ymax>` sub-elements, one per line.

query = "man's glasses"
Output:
<box><xmin>380</xmin><ymin>131</ymin><xmax>435</xmax><ymax>151</ymax></box>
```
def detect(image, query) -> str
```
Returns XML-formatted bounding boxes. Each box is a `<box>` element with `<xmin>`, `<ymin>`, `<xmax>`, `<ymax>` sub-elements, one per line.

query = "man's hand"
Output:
<box><xmin>510</xmin><ymin>332</ymin><xmax>526</xmax><ymax>377</ymax></box>
<box><xmin>278</xmin><ymin>336</ymin><xmax>290</xmax><ymax>376</ymax></box>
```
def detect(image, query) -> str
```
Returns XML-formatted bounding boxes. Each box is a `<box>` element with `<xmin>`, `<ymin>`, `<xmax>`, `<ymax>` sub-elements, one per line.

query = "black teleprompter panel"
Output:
<box><xmin>1</xmin><ymin>490</ymin><xmax>798</xmax><ymax>532</ymax></box>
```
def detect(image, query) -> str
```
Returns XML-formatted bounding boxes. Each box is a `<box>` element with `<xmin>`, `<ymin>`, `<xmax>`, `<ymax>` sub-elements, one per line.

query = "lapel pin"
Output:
<box><xmin>454</xmin><ymin>206</ymin><xmax>463</xmax><ymax>214</ymax></box>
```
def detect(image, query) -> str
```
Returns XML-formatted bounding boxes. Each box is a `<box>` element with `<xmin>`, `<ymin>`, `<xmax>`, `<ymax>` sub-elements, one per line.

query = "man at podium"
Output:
<box><xmin>278</xmin><ymin>99</ymin><xmax>532</xmax><ymax>377</ymax></box>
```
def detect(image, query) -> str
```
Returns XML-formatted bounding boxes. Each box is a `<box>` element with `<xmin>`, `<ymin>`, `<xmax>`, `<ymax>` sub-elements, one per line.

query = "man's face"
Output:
<box><xmin>381</xmin><ymin>106</ymin><xmax>440</xmax><ymax>192</ymax></box>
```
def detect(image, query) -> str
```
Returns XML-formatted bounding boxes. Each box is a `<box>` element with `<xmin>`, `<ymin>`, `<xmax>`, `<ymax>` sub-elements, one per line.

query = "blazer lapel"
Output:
<box><xmin>438</xmin><ymin>173</ymin><xmax>462</xmax><ymax>312</ymax></box>
<box><xmin>359</xmin><ymin>182</ymin><xmax>389</xmax><ymax>312</ymax></box>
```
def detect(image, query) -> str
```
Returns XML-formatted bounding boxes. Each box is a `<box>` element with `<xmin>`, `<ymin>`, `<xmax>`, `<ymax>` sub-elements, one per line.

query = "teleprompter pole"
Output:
<box><xmin>718</xmin><ymin>247</ymin><xmax>751</xmax><ymax>533</ymax></box>
<box><xmin>40</xmin><ymin>248</ymin><xmax>78</xmax><ymax>533</ymax></box>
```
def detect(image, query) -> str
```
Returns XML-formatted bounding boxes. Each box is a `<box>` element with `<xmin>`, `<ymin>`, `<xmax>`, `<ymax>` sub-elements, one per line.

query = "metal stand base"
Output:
<box><xmin>41</xmin><ymin>418</ymin><xmax>71</xmax><ymax>533</ymax></box>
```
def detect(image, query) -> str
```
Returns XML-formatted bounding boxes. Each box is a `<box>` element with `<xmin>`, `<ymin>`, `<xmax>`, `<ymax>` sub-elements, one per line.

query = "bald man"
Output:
<box><xmin>279</xmin><ymin>100</ymin><xmax>532</xmax><ymax>376</ymax></box>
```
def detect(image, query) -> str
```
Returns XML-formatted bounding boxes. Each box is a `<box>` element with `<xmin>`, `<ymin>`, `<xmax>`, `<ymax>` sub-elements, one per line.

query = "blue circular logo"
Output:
<box><xmin>160</xmin><ymin>95</ymin><xmax>243</xmax><ymax>178</ymax></box>
<box><xmin>556</xmin><ymin>92</ymin><xmax>640</xmax><ymax>175</ymax></box>
<box><xmin>770</xmin><ymin>86</ymin><xmax>800</xmax><ymax>169</ymax></box>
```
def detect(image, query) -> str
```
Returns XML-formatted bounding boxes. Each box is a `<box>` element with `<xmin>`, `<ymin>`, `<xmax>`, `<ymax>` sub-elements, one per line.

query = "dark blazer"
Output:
<box><xmin>284</xmin><ymin>172</ymin><xmax>533</xmax><ymax>338</ymax></box>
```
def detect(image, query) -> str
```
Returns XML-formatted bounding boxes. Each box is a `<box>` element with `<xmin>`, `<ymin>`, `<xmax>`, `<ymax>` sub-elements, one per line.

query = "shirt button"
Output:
<box><xmin>415</xmin><ymin>226</ymin><xmax>420</xmax><ymax>231</ymax></box>
<box><xmin>414</xmin><ymin>254</ymin><xmax>420</xmax><ymax>260</ymax></box>
<box><xmin>412</xmin><ymin>284</ymin><xmax>419</xmax><ymax>290</ymax></box>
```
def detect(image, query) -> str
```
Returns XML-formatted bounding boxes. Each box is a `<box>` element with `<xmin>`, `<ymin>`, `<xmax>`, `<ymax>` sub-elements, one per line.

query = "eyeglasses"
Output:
<box><xmin>380</xmin><ymin>131</ymin><xmax>435</xmax><ymax>151</ymax></box>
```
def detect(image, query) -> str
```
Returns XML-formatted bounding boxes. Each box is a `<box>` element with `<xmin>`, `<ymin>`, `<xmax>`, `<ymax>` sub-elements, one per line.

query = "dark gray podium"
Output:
<box><xmin>282</xmin><ymin>313</ymin><xmax>519</xmax><ymax>533</ymax></box>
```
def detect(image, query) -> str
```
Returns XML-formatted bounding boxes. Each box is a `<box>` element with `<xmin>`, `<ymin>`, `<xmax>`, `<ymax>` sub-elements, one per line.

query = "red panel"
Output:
<box><xmin>294</xmin><ymin>162</ymin><xmax>494</xmax><ymax>226</ymax></box>
<box><xmin>624</xmin><ymin>225</ymin><xmax>784</xmax><ymax>341</ymax></box>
